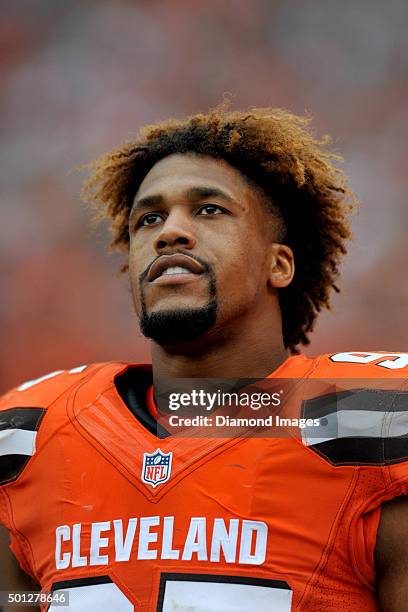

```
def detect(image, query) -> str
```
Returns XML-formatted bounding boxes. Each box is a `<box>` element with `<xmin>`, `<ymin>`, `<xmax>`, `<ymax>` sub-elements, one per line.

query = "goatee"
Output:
<box><xmin>139</xmin><ymin>298</ymin><xmax>217</xmax><ymax>345</ymax></box>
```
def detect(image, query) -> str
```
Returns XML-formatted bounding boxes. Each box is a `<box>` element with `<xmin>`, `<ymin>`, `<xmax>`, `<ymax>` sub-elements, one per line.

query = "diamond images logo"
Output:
<box><xmin>141</xmin><ymin>449</ymin><xmax>173</xmax><ymax>488</ymax></box>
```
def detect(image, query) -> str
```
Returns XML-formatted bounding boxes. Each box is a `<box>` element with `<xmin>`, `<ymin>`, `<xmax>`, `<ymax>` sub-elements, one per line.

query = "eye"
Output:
<box><xmin>138</xmin><ymin>212</ymin><xmax>164</xmax><ymax>227</ymax></box>
<box><xmin>198</xmin><ymin>204</ymin><xmax>225</xmax><ymax>216</ymax></box>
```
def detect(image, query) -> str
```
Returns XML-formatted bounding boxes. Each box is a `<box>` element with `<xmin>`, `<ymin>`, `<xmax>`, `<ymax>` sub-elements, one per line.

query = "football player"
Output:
<box><xmin>1</xmin><ymin>107</ymin><xmax>407</xmax><ymax>611</ymax></box>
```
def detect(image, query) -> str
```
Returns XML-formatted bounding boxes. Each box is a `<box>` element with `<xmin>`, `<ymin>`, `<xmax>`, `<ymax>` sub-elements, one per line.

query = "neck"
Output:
<box><xmin>150</xmin><ymin>306</ymin><xmax>289</xmax><ymax>379</ymax></box>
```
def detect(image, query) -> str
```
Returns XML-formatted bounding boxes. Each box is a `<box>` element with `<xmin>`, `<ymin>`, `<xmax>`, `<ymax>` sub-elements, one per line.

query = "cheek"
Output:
<box><xmin>128</xmin><ymin>246</ymin><xmax>143</xmax><ymax>306</ymax></box>
<box><xmin>218</xmin><ymin>250</ymin><xmax>265</xmax><ymax>299</ymax></box>
<box><xmin>215</xmin><ymin>255</ymin><xmax>265</xmax><ymax>320</ymax></box>
<box><xmin>226</xmin><ymin>227</ymin><xmax>267</xmax><ymax>275</ymax></box>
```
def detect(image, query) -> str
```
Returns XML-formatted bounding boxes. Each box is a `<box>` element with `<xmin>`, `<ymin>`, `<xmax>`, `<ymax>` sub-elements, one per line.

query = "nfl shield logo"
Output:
<box><xmin>142</xmin><ymin>449</ymin><xmax>173</xmax><ymax>488</ymax></box>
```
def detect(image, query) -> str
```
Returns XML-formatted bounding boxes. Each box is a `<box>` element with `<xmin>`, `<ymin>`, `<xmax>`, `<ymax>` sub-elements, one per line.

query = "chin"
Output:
<box><xmin>139</xmin><ymin>300</ymin><xmax>217</xmax><ymax>346</ymax></box>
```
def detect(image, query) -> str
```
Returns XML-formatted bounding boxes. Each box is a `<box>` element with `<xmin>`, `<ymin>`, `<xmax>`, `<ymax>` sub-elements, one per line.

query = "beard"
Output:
<box><xmin>138</xmin><ymin>258</ymin><xmax>218</xmax><ymax>346</ymax></box>
<box><xmin>139</xmin><ymin>299</ymin><xmax>217</xmax><ymax>345</ymax></box>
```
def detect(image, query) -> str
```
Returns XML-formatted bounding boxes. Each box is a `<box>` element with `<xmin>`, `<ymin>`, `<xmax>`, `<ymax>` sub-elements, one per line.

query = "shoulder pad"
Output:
<box><xmin>302</xmin><ymin>386</ymin><xmax>408</xmax><ymax>466</ymax></box>
<box><xmin>0</xmin><ymin>365</ymin><xmax>94</xmax><ymax>411</ymax></box>
<box><xmin>0</xmin><ymin>363</ymin><xmax>106</xmax><ymax>485</ymax></box>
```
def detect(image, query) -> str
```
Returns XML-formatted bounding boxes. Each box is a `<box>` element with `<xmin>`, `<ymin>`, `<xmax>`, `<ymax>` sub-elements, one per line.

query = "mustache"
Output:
<box><xmin>139</xmin><ymin>250</ymin><xmax>213</xmax><ymax>283</ymax></box>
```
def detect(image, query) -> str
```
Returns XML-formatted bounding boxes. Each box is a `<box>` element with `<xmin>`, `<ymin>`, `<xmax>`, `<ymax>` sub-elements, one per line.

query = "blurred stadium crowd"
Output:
<box><xmin>1</xmin><ymin>0</ymin><xmax>407</xmax><ymax>390</ymax></box>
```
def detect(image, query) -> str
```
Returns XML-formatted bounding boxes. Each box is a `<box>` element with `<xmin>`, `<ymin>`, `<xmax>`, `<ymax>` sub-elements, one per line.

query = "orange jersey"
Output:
<box><xmin>1</xmin><ymin>351</ymin><xmax>408</xmax><ymax>611</ymax></box>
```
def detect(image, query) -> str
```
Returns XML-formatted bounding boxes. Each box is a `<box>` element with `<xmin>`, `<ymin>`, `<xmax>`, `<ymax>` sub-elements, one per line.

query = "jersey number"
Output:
<box><xmin>17</xmin><ymin>366</ymin><xmax>87</xmax><ymax>391</ymax></box>
<box><xmin>330</xmin><ymin>351</ymin><xmax>408</xmax><ymax>370</ymax></box>
<box><xmin>50</xmin><ymin>574</ymin><xmax>293</xmax><ymax>611</ymax></box>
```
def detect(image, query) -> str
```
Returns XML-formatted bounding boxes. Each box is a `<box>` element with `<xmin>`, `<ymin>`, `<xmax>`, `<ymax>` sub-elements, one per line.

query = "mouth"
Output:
<box><xmin>147</xmin><ymin>254</ymin><xmax>205</xmax><ymax>285</ymax></box>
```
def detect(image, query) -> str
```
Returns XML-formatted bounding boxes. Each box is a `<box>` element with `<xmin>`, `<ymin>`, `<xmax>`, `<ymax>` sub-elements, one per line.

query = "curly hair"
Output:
<box><xmin>82</xmin><ymin>105</ymin><xmax>356</xmax><ymax>353</ymax></box>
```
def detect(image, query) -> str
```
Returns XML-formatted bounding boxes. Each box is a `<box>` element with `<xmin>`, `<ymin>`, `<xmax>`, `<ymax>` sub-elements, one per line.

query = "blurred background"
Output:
<box><xmin>1</xmin><ymin>0</ymin><xmax>407</xmax><ymax>391</ymax></box>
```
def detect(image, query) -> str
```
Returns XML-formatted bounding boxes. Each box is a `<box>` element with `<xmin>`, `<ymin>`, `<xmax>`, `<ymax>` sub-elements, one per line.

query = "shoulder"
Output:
<box><xmin>301</xmin><ymin>350</ymin><xmax>408</xmax><ymax>467</ymax></box>
<box><xmin>0</xmin><ymin>362</ymin><xmax>119</xmax><ymax>411</ymax></box>
<box><xmin>0</xmin><ymin>361</ymin><xmax>128</xmax><ymax>486</ymax></box>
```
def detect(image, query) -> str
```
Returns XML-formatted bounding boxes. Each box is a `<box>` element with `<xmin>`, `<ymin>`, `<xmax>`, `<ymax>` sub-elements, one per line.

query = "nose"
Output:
<box><xmin>154</xmin><ymin>210</ymin><xmax>197</xmax><ymax>252</ymax></box>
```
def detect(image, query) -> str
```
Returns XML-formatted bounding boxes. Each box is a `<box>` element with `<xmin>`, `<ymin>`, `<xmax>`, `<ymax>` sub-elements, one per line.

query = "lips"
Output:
<box><xmin>147</xmin><ymin>254</ymin><xmax>205</xmax><ymax>283</ymax></box>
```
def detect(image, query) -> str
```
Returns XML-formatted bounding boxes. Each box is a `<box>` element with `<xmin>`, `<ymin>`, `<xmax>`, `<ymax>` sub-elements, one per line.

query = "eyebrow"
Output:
<box><xmin>132</xmin><ymin>186</ymin><xmax>235</xmax><ymax>212</ymax></box>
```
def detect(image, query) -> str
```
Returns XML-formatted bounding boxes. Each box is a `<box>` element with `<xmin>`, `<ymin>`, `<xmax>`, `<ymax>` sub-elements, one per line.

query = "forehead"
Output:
<box><xmin>135</xmin><ymin>153</ymin><xmax>256</xmax><ymax>200</ymax></box>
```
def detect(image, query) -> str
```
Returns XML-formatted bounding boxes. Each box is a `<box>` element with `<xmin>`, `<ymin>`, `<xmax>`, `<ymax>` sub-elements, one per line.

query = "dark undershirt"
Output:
<box><xmin>114</xmin><ymin>368</ymin><xmax>170</xmax><ymax>439</ymax></box>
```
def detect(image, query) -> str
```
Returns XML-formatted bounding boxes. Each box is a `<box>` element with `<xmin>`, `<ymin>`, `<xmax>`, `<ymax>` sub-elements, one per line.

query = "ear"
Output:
<box><xmin>267</xmin><ymin>243</ymin><xmax>295</xmax><ymax>289</ymax></box>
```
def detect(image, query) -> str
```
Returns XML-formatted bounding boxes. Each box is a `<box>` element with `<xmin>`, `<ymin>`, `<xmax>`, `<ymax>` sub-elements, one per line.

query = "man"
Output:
<box><xmin>0</xmin><ymin>107</ymin><xmax>407</xmax><ymax>610</ymax></box>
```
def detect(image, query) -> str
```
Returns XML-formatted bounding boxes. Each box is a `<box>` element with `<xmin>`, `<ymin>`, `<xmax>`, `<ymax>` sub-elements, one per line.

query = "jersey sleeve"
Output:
<box><xmin>0</xmin><ymin>365</ymin><xmax>90</xmax><ymax>488</ymax></box>
<box><xmin>305</xmin><ymin>351</ymin><xmax>408</xmax><ymax>471</ymax></box>
<box><xmin>0</xmin><ymin>363</ymin><xmax>122</xmax><ymax>584</ymax></box>
<box><xmin>303</xmin><ymin>352</ymin><xmax>408</xmax><ymax>464</ymax></box>
<box><xmin>305</xmin><ymin>351</ymin><xmax>408</xmax><ymax>587</ymax></box>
